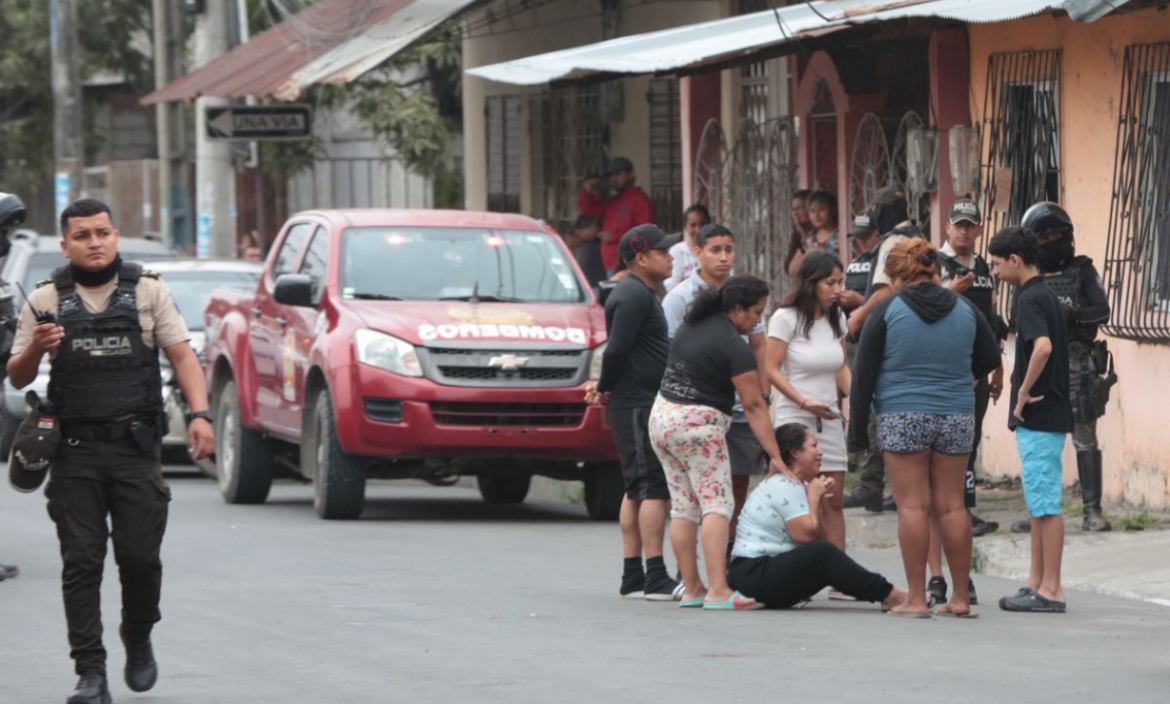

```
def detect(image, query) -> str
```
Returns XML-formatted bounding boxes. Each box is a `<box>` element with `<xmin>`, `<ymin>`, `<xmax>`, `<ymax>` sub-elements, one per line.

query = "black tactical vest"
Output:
<box><xmin>47</xmin><ymin>263</ymin><xmax>163</xmax><ymax>422</ymax></box>
<box><xmin>1044</xmin><ymin>256</ymin><xmax>1097</xmax><ymax>342</ymax></box>
<box><xmin>845</xmin><ymin>249</ymin><xmax>876</xmax><ymax>295</ymax></box>
<box><xmin>938</xmin><ymin>252</ymin><xmax>995</xmax><ymax>318</ymax></box>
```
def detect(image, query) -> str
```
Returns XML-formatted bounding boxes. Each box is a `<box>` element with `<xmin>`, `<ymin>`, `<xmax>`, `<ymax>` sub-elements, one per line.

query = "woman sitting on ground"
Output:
<box><xmin>728</xmin><ymin>423</ymin><xmax>910</xmax><ymax>611</ymax></box>
<box><xmin>649</xmin><ymin>275</ymin><xmax>786</xmax><ymax>611</ymax></box>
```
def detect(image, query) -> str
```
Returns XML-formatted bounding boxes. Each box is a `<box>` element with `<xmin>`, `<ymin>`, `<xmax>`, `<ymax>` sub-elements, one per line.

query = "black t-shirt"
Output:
<box><xmin>598</xmin><ymin>274</ymin><xmax>670</xmax><ymax>408</ymax></box>
<box><xmin>1009</xmin><ymin>277</ymin><xmax>1073</xmax><ymax>433</ymax></box>
<box><xmin>660</xmin><ymin>314</ymin><xmax>758</xmax><ymax>415</ymax></box>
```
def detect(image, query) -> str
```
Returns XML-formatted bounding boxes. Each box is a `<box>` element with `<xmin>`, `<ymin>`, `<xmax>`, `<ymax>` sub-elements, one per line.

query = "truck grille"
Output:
<box><xmin>430</xmin><ymin>402</ymin><xmax>586</xmax><ymax>427</ymax></box>
<box><xmin>422</xmin><ymin>347</ymin><xmax>588</xmax><ymax>388</ymax></box>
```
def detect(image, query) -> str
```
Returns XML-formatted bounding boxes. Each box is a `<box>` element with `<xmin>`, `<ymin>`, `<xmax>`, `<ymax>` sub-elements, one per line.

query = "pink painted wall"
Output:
<box><xmin>680</xmin><ymin>73</ymin><xmax>723</xmax><ymax>209</ymax></box>
<box><xmin>969</xmin><ymin>11</ymin><xmax>1170</xmax><ymax>509</ymax></box>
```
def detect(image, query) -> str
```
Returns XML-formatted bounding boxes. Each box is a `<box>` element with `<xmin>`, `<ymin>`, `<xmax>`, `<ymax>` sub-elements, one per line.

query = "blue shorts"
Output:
<box><xmin>1016</xmin><ymin>427</ymin><xmax>1066</xmax><ymax>517</ymax></box>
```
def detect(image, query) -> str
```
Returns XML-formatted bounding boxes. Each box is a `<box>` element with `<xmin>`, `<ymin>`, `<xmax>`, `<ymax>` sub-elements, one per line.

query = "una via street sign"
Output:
<box><xmin>205</xmin><ymin>105</ymin><xmax>312</xmax><ymax>141</ymax></box>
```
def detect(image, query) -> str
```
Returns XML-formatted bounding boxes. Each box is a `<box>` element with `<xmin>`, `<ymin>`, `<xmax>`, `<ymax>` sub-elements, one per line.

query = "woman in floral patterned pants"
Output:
<box><xmin>648</xmin><ymin>276</ymin><xmax>787</xmax><ymax>611</ymax></box>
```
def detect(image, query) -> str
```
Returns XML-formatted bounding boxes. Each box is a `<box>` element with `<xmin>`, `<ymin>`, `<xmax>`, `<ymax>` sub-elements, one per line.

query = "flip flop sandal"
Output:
<box><xmin>680</xmin><ymin>596</ymin><xmax>706</xmax><ymax>608</ymax></box>
<box><xmin>886</xmin><ymin>607</ymin><xmax>933</xmax><ymax>619</ymax></box>
<box><xmin>703</xmin><ymin>591</ymin><xmax>764</xmax><ymax>611</ymax></box>
<box><xmin>935</xmin><ymin>605</ymin><xmax>980</xmax><ymax>619</ymax></box>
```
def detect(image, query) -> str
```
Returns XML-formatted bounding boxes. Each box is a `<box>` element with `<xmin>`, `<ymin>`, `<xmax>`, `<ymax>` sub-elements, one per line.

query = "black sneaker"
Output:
<box><xmin>971</xmin><ymin>515</ymin><xmax>999</xmax><ymax>537</ymax></box>
<box><xmin>67</xmin><ymin>672</ymin><xmax>111</xmax><ymax>704</ymax></box>
<box><xmin>1010</xmin><ymin>519</ymin><xmax>1031</xmax><ymax>534</ymax></box>
<box><xmin>843</xmin><ymin>491</ymin><xmax>873</xmax><ymax>509</ymax></box>
<box><xmin>644</xmin><ymin>574</ymin><xmax>684</xmax><ymax>602</ymax></box>
<box><xmin>865</xmin><ymin>494</ymin><xmax>896</xmax><ymax>513</ymax></box>
<box><xmin>121</xmin><ymin>625</ymin><xmax>158</xmax><ymax>692</ymax></box>
<box><xmin>620</xmin><ymin>572</ymin><xmax>645</xmax><ymax>599</ymax></box>
<box><xmin>927</xmin><ymin>576</ymin><xmax>948</xmax><ymax>608</ymax></box>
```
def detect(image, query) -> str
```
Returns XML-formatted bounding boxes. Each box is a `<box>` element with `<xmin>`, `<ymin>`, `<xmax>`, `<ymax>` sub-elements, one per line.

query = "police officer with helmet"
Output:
<box><xmin>1012</xmin><ymin>201</ymin><xmax>1115</xmax><ymax>533</ymax></box>
<box><xmin>0</xmin><ymin>190</ymin><xmax>26</xmax><ymax>583</ymax></box>
<box><xmin>6</xmin><ymin>198</ymin><xmax>216</xmax><ymax>704</ymax></box>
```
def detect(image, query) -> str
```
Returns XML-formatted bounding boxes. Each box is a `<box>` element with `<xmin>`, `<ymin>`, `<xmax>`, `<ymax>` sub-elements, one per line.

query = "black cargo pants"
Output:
<box><xmin>44</xmin><ymin>437</ymin><xmax>170</xmax><ymax>676</ymax></box>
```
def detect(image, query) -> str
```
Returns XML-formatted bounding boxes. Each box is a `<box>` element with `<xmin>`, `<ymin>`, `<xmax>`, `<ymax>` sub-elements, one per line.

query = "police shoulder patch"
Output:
<box><xmin>34</xmin><ymin>278</ymin><xmax>52</xmax><ymax>289</ymax></box>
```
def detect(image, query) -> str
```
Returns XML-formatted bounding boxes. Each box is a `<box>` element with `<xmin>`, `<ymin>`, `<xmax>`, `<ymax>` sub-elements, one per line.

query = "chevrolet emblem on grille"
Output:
<box><xmin>487</xmin><ymin>354</ymin><xmax>530</xmax><ymax>370</ymax></box>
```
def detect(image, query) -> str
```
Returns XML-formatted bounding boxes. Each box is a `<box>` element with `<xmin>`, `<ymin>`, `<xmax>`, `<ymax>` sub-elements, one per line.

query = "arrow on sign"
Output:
<box><xmin>204</xmin><ymin>105</ymin><xmax>313</xmax><ymax>141</ymax></box>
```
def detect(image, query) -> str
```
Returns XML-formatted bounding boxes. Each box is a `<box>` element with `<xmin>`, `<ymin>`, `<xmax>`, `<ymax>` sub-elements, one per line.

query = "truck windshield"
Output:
<box><xmin>340</xmin><ymin>227</ymin><xmax>586</xmax><ymax>303</ymax></box>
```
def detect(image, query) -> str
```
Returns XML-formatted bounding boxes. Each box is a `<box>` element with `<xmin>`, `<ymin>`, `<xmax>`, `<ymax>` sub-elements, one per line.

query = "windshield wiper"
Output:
<box><xmin>349</xmin><ymin>293</ymin><xmax>405</xmax><ymax>301</ymax></box>
<box><xmin>439</xmin><ymin>294</ymin><xmax>523</xmax><ymax>303</ymax></box>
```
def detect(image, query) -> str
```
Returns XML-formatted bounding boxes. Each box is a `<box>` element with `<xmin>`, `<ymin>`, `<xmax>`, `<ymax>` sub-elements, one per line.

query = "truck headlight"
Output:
<box><xmin>354</xmin><ymin>329</ymin><xmax>422</xmax><ymax>377</ymax></box>
<box><xmin>589</xmin><ymin>342</ymin><xmax>607</xmax><ymax>381</ymax></box>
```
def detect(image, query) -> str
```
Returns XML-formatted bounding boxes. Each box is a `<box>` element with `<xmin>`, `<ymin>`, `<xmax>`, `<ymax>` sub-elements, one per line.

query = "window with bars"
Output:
<box><xmin>738</xmin><ymin>0</ymin><xmax>770</xmax><ymax>125</ymax></box>
<box><xmin>978</xmin><ymin>50</ymin><xmax>1061</xmax><ymax>320</ymax></box>
<box><xmin>527</xmin><ymin>87</ymin><xmax>607</xmax><ymax>232</ymax></box>
<box><xmin>1102</xmin><ymin>43</ymin><xmax>1170</xmax><ymax>342</ymax></box>
<box><xmin>648</xmin><ymin>78</ymin><xmax>683</xmax><ymax>233</ymax></box>
<box><xmin>486</xmin><ymin>95</ymin><xmax>522</xmax><ymax>213</ymax></box>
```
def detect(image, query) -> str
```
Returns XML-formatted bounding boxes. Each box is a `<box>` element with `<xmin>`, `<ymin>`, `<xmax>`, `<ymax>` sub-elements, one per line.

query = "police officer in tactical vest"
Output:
<box><xmin>0</xmin><ymin>191</ymin><xmax>26</xmax><ymax>583</ymax></box>
<box><xmin>1009</xmin><ymin>202</ymin><xmax>1114</xmax><ymax>533</ymax></box>
<box><xmin>840</xmin><ymin>210</ymin><xmax>892</xmax><ymax>512</ymax></box>
<box><xmin>937</xmin><ymin>198</ymin><xmax>1008</xmax><ymax>537</ymax></box>
<box><xmin>6</xmin><ymin>199</ymin><xmax>215</xmax><ymax>704</ymax></box>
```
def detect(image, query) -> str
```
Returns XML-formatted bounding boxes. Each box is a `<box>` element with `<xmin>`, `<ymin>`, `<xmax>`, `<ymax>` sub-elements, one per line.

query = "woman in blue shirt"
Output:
<box><xmin>848</xmin><ymin>239</ymin><xmax>1000</xmax><ymax>617</ymax></box>
<box><xmin>728</xmin><ymin>423</ymin><xmax>909</xmax><ymax>610</ymax></box>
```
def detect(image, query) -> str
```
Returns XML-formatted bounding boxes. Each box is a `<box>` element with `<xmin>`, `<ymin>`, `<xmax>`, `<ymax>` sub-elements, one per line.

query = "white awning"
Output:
<box><xmin>465</xmin><ymin>0</ymin><xmax>1131</xmax><ymax>86</ymax></box>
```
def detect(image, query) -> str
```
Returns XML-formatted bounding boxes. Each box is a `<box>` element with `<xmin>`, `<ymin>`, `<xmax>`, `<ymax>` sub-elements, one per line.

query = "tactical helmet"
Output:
<box><xmin>0</xmin><ymin>192</ymin><xmax>27</xmax><ymax>230</ymax></box>
<box><xmin>1021</xmin><ymin>201</ymin><xmax>1073</xmax><ymax>238</ymax></box>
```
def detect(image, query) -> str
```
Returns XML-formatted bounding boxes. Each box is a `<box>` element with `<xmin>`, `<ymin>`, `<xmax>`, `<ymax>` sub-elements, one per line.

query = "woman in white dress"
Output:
<box><xmin>766</xmin><ymin>251</ymin><xmax>850</xmax><ymax>552</ymax></box>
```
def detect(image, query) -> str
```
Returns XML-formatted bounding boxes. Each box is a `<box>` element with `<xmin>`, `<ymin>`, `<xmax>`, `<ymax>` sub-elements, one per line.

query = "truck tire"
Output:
<box><xmin>477</xmin><ymin>474</ymin><xmax>532</xmax><ymax>505</ymax></box>
<box><xmin>584</xmin><ymin>461</ymin><xmax>624</xmax><ymax>521</ymax></box>
<box><xmin>0</xmin><ymin>404</ymin><xmax>18</xmax><ymax>462</ymax></box>
<box><xmin>305</xmin><ymin>389</ymin><xmax>366</xmax><ymax>520</ymax></box>
<box><xmin>215</xmin><ymin>380</ymin><xmax>273</xmax><ymax>504</ymax></box>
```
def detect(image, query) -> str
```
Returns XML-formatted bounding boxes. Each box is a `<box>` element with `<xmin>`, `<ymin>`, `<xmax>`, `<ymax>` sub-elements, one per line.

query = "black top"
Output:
<box><xmin>573</xmin><ymin>240</ymin><xmax>607</xmax><ymax>288</ymax></box>
<box><xmin>1009</xmin><ymin>277</ymin><xmax>1073</xmax><ymax>433</ymax></box>
<box><xmin>598</xmin><ymin>273</ymin><xmax>671</xmax><ymax>408</ymax></box>
<box><xmin>660</xmin><ymin>314</ymin><xmax>758</xmax><ymax>415</ymax></box>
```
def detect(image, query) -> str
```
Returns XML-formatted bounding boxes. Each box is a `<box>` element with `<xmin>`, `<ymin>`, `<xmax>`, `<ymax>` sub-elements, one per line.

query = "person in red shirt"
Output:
<box><xmin>581</xmin><ymin>157</ymin><xmax>657</xmax><ymax>275</ymax></box>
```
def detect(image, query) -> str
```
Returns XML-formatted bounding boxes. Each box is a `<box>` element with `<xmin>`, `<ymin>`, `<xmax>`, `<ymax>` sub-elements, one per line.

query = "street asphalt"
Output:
<box><xmin>1</xmin><ymin>468</ymin><xmax>1168</xmax><ymax>704</ymax></box>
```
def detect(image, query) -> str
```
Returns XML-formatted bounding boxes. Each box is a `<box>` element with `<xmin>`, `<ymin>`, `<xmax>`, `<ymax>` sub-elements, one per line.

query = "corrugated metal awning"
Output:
<box><xmin>143</xmin><ymin>0</ymin><xmax>479</xmax><ymax>104</ymax></box>
<box><xmin>465</xmin><ymin>0</ymin><xmax>1132</xmax><ymax>86</ymax></box>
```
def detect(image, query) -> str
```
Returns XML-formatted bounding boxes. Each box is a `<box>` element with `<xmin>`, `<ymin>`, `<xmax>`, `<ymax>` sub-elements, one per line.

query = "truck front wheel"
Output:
<box><xmin>583</xmin><ymin>461</ymin><xmax>624</xmax><ymax>521</ymax></box>
<box><xmin>477</xmin><ymin>473</ymin><xmax>532</xmax><ymax>505</ymax></box>
<box><xmin>215</xmin><ymin>380</ymin><xmax>273</xmax><ymax>504</ymax></box>
<box><xmin>304</xmin><ymin>389</ymin><xmax>366</xmax><ymax>520</ymax></box>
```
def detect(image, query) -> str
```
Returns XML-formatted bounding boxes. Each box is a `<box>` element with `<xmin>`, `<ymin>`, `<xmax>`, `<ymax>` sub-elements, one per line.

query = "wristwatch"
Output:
<box><xmin>188</xmin><ymin>410</ymin><xmax>213</xmax><ymax>424</ymax></box>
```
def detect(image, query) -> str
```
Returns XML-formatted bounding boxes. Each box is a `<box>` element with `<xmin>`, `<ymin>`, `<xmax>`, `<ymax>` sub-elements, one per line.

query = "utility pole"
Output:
<box><xmin>193</xmin><ymin>0</ymin><xmax>236</xmax><ymax>258</ymax></box>
<box><xmin>50</xmin><ymin>0</ymin><xmax>84</xmax><ymax>223</ymax></box>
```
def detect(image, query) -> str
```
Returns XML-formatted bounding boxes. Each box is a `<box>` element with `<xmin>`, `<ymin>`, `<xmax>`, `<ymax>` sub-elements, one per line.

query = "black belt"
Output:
<box><xmin>61</xmin><ymin>417</ymin><xmax>152</xmax><ymax>442</ymax></box>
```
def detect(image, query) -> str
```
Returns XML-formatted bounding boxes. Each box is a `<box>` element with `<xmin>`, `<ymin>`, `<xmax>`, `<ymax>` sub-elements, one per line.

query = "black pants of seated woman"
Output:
<box><xmin>728</xmin><ymin>540</ymin><xmax>893</xmax><ymax>609</ymax></box>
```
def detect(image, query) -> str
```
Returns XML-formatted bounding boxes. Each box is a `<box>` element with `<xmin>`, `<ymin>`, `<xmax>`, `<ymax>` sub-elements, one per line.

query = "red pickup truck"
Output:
<box><xmin>203</xmin><ymin>209</ymin><xmax>621</xmax><ymax>520</ymax></box>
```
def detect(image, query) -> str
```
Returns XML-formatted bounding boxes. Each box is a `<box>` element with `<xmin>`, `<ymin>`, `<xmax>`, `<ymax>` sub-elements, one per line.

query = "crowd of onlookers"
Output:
<box><xmin>576</xmin><ymin>156</ymin><xmax>1080</xmax><ymax>617</ymax></box>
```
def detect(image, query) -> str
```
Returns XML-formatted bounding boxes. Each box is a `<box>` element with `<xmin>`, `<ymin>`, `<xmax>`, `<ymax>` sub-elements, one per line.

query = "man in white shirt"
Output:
<box><xmin>662</xmin><ymin>224</ymin><xmax>767</xmax><ymax>539</ymax></box>
<box><xmin>663</xmin><ymin>204</ymin><xmax>711</xmax><ymax>292</ymax></box>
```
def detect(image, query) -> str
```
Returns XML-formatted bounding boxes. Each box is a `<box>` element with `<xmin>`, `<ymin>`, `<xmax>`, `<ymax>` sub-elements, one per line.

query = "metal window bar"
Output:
<box><xmin>1102</xmin><ymin>43</ymin><xmax>1170</xmax><ymax>342</ymax></box>
<box><xmin>527</xmin><ymin>87</ymin><xmax>606</xmax><ymax>233</ymax></box>
<box><xmin>978</xmin><ymin>50</ymin><xmax>1062</xmax><ymax>320</ymax></box>
<box><xmin>648</xmin><ymin>78</ymin><xmax>683</xmax><ymax>234</ymax></box>
<box><xmin>487</xmin><ymin>95</ymin><xmax>522</xmax><ymax>213</ymax></box>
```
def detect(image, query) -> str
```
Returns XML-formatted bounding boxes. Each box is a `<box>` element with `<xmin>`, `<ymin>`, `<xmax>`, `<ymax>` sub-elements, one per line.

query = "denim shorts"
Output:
<box><xmin>876</xmin><ymin>412</ymin><xmax>975</xmax><ymax>455</ymax></box>
<box><xmin>1016</xmin><ymin>427</ymin><xmax>1066</xmax><ymax>517</ymax></box>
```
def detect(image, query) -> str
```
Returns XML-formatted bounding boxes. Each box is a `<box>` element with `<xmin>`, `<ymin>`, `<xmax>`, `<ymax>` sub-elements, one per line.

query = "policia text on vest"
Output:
<box><xmin>5</xmin><ymin>199</ymin><xmax>215</xmax><ymax>703</ymax></box>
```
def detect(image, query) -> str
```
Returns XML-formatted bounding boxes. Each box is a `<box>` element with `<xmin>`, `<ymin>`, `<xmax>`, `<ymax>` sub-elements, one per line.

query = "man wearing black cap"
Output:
<box><xmin>7</xmin><ymin>198</ymin><xmax>215</xmax><ymax>704</ymax></box>
<box><xmin>581</xmin><ymin>157</ymin><xmax>657</xmax><ymax>278</ymax></box>
<box><xmin>0</xmin><ymin>191</ymin><xmax>26</xmax><ymax>583</ymax></box>
<box><xmin>586</xmin><ymin>224</ymin><xmax>683</xmax><ymax>601</ymax></box>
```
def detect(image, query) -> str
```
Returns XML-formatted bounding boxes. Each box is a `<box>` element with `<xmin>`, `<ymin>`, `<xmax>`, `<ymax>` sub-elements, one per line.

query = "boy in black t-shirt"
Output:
<box><xmin>988</xmin><ymin>227</ymin><xmax>1072</xmax><ymax>614</ymax></box>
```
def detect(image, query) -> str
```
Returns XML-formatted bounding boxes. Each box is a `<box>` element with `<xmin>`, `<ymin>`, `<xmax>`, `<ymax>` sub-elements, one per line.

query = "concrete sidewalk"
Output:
<box><xmin>840</xmin><ymin>484</ymin><xmax>1170</xmax><ymax>606</ymax></box>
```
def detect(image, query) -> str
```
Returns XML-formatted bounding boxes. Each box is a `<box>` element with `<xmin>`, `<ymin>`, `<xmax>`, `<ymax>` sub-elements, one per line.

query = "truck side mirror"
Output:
<box><xmin>273</xmin><ymin>274</ymin><xmax>314</xmax><ymax>307</ymax></box>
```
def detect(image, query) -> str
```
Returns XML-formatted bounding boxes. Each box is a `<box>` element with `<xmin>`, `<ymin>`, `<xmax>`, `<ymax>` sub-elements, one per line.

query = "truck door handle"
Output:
<box><xmin>251</xmin><ymin>307</ymin><xmax>262</xmax><ymax>317</ymax></box>
<box><xmin>275</xmin><ymin>317</ymin><xmax>288</xmax><ymax>328</ymax></box>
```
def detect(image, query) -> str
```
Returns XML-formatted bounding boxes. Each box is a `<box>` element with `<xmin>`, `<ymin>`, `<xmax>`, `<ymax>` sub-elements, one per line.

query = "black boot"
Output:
<box><xmin>121</xmin><ymin>625</ymin><xmax>158</xmax><ymax>693</ymax></box>
<box><xmin>1078</xmin><ymin>450</ymin><xmax>1112</xmax><ymax>532</ymax></box>
<box><xmin>67</xmin><ymin>672</ymin><xmax>111</xmax><ymax>704</ymax></box>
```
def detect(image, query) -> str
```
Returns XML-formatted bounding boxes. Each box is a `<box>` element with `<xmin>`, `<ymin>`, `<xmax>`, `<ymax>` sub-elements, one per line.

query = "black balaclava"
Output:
<box><xmin>71</xmin><ymin>254</ymin><xmax>123</xmax><ymax>288</ymax></box>
<box><xmin>0</xmin><ymin>231</ymin><xmax>10</xmax><ymax>258</ymax></box>
<box><xmin>1040</xmin><ymin>230</ymin><xmax>1076</xmax><ymax>272</ymax></box>
<box><xmin>873</xmin><ymin>202</ymin><xmax>909</xmax><ymax>236</ymax></box>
